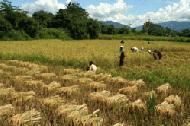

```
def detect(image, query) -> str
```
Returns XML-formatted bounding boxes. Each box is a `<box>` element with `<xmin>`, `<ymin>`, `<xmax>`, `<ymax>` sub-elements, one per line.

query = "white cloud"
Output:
<box><xmin>87</xmin><ymin>0</ymin><xmax>132</xmax><ymax>22</ymax></box>
<box><xmin>87</xmin><ymin>0</ymin><xmax>190</xmax><ymax>27</ymax></box>
<box><xmin>22</xmin><ymin>0</ymin><xmax>66</xmax><ymax>14</ymax></box>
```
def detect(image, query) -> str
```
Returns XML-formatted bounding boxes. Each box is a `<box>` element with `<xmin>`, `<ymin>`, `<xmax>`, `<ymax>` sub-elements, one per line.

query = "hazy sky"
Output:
<box><xmin>4</xmin><ymin>0</ymin><xmax>190</xmax><ymax>27</ymax></box>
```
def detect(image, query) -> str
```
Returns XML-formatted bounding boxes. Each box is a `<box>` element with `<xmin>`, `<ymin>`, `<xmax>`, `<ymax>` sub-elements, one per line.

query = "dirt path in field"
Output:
<box><xmin>0</xmin><ymin>60</ymin><xmax>190</xmax><ymax>126</ymax></box>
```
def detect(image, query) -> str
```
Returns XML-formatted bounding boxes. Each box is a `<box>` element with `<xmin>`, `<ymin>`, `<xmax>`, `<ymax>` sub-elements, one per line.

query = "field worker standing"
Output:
<box><xmin>88</xmin><ymin>61</ymin><xmax>97</xmax><ymax>72</ymax></box>
<box><xmin>119</xmin><ymin>46</ymin><xmax>125</xmax><ymax>66</ymax></box>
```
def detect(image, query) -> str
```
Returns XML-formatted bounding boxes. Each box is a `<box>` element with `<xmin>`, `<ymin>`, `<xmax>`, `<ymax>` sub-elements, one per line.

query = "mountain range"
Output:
<box><xmin>103</xmin><ymin>21</ymin><xmax>190</xmax><ymax>31</ymax></box>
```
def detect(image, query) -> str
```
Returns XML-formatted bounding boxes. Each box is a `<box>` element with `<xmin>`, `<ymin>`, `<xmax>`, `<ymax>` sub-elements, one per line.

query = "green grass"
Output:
<box><xmin>0</xmin><ymin>39</ymin><xmax>190</xmax><ymax>89</ymax></box>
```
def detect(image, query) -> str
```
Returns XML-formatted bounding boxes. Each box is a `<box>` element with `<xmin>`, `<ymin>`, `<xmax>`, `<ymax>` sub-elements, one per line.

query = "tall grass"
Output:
<box><xmin>0</xmin><ymin>40</ymin><xmax>190</xmax><ymax>89</ymax></box>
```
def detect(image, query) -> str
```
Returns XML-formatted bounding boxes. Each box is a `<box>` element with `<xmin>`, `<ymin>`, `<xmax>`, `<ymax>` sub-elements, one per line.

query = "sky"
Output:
<box><xmin>4</xmin><ymin>0</ymin><xmax>190</xmax><ymax>27</ymax></box>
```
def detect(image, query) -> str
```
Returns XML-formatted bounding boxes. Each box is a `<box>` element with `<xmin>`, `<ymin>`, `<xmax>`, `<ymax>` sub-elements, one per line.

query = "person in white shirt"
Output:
<box><xmin>87</xmin><ymin>61</ymin><xmax>97</xmax><ymax>72</ymax></box>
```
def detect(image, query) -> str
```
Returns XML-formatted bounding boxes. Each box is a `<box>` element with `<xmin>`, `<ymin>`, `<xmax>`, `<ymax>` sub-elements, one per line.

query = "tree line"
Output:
<box><xmin>0</xmin><ymin>0</ymin><xmax>190</xmax><ymax>40</ymax></box>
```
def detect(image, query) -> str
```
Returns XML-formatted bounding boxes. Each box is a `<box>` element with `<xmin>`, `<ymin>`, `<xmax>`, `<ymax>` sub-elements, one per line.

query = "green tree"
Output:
<box><xmin>180</xmin><ymin>29</ymin><xmax>190</xmax><ymax>37</ymax></box>
<box><xmin>0</xmin><ymin>0</ymin><xmax>27</xmax><ymax>29</ymax></box>
<box><xmin>32</xmin><ymin>10</ymin><xmax>54</xmax><ymax>28</ymax></box>
<box><xmin>18</xmin><ymin>17</ymin><xmax>39</xmax><ymax>38</ymax></box>
<box><xmin>0</xmin><ymin>16</ymin><xmax>12</xmax><ymax>31</ymax></box>
<box><xmin>54</xmin><ymin>2</ymin><xmax>89</xmax><ymax>39</ymax></box>
<box><xmin>87</xmin><ymin>19</ymin><xmax>100</xmax><ymax>39</ymax></box>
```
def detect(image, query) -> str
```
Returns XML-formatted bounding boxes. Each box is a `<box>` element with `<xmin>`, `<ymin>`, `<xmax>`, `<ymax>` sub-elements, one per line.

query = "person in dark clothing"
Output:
<box><xmin>148</xmin><ymin>50</ymin><xmax>162</xmax><ymax>60</ymax></box>
<box><xmin>119</xmin><ymin>46</ymin><xmax>125</xmax><ymax>66</ymax></box>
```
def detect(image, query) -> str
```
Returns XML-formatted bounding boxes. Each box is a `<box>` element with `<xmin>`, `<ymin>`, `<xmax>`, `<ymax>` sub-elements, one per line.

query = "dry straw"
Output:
<box><xmin>157</xmin><ymin>83</ymin><xmax>172</xmax><ymax>95</ymax></box>
<box><xmin>10</xmin><ymin>109</ymin><xmax>42</xmax><ymax>126</ymax></box>
<box><xmin>42</xmin><ymin>81</ymin><xmax>61</xmax><ymax>96</ymax></box>
<box><xmin>58</xmin><ymin>85</ymin><xmax>81</xmax><ymax>98</ymax></box>
<box><xmin>0</xmin><ymin>104</ymin><xmax>15</xmax><ymax>117</ymax></box>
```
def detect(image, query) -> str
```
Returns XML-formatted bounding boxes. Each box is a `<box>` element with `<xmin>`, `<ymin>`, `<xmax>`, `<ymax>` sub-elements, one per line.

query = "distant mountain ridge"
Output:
<box><xmin>136</xmin><ymin>21</ymin><xmax>190</xmax><ymax>31</ymax></box>
<box><xmin>102</xmin><ymin>21</ymin><xmax>127</xmax><ymax>28</ymax></box>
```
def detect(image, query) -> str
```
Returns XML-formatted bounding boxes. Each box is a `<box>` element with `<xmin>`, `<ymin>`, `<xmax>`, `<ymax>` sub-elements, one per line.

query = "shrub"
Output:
<box><xmin>37</xmin><ymin>28</ymin><xmax>71</xmax><ymax>40</ymax></box>
<box><xmin>0</xmin><ymin>30</ymin><xmax>30</xmax><ymax>41</ymax></box>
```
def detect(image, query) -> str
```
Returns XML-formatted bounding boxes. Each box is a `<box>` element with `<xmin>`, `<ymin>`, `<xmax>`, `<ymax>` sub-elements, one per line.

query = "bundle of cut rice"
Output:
<box><xmin>58</xmin><ymin>85</ymin><xmax>80</xmax><ymax>98</ymax></box>
<box><xmin>157</xmin><ymin>83</ymin><xmax>171</xmax><ymax>95</ymax></box>
<box><xmin>15</xmin><ymin>76</ymin><xmax>33</xmax><ymax>81</ymax></box>
<box><xmin>155</xmin><ymin>101</ymin><xmax>176</xmax><ymax>117</ymax></box>
<box><xmin>78</xmin><ymin>78</ymin><xmax>93</xmax><ymax>86</ymax></box>
<box><xmin>42</xmin><ymin>81</ymin><xmax>61</xmax><ymax>96</ymax></box>
<box><xmin>107</xmin><ymin>94</ymin><xmax>129</xmax><ymax>108</ymax></box>
<box><xmin>40</xmin><ymin>95</ymin><xmax>65</xmax><ymax>109</ymax></box>
<box><xmin>113</xmin><ymin>123</ymin><xmax>125</xmax><ymax>126</ymax></box>
<box><xmin>119</xmin><ymin>85</ymin><xmax>138</xmax><ymax>96</ymax></box>
<box><xmin>143</xmin><ymin>90</ymin><xmax>157</xmax><ymax>99</ymax></box>
<box><xmin>0</xmin><ymin>104</ymin><xmax>15</xmax><ymax>117</ymax></box>
<box><xmin>107</xmin><ymin>76</ymin><xmax>128</xmax><ymax>89</ymax></box>
<box><xmin>11</xmin><ymin>109</ymin><xmax>42</xmax><ymax>126</ymax></box>
<box><xmin>92</xmin><ymin>73</ymin><xmax>112</xmax><ymax>82</ymax></box>
<box><xmin>37</xmin><ymin>72</ymin><xmax>56</xmax><ymax>80</ymax></box>
<box><xmin>89</xmin><ymin>90</ymin><xmax>111</xmax><ymax>103</ymax></box>
<box><xmin>129</xmin><ymin>79</ymin><xmax>145</xmax><ymax>88</ymax></box>
<box><xmin>21</xmin><ymin>80</ymin><xmax>45</xmax><ymax>92</ymax></box>
<box><xmin>59</xmin><ymin>75</ymin><xmax>78</xmax><ymax>84</ymax></box>
<box><xmin>0</xmin><ymin>88</ymin><xmax>15</xmax><ymax>103</ymax></box>
<box><xmin>10</xmin><ymin>91</ymin><xmax>36</xmax><ymax>106</ymax></box>
<box><xmin>85</xmin><ymin>82</ymin><xmax>106</xmax><ymax>92</ymax></box>
<box><xmin>129</xmin><ymin>99</ymin><xmax>147</xmax><ymax>113</ymax></box>
<box><xmin>63</xmin><ymin>68</ymin><xmax>80</xmax><ymax>74</ymax></box>
<box><xmin>80</xmin><ymin>113</ymin><xmax>103</xmax><ymax>126</ymax></box>
<box><xmin>56</xmin><ymin>104</ymin><xmax>88</xmax><ymax>124</ymax></box>
<box><xmin>0</xmin><ymin>83</ymin><xmax>4</xmax><ymax>88</ymax></box>
<box><xmin>164</xmin><ymin>95</ymin><xmax>182</xmax><ymax>108</ymax></box>
<box><xmin>77</xmin><ymin>72</ymin><xmax>96</xmax><ymax>78</ymax></box>
<box><xmin>0</xmin><ymin>63</ymin><xmax>9</xmax><ymax>70</ymax></box>
<box><xmin>0</xmin><ymin>69</ymin><xmax>3</xmax><ymax>74</ymax></box>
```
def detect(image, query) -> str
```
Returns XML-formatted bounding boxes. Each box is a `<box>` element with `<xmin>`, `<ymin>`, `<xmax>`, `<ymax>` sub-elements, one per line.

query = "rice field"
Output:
<box><xmin>0</xmin><ymin>59</ymin><xmax>190</xmax><ymax>126</ymax></box>
<box><xmin>0</xmin><ymin>40</ymin><xmax>190</xmax><ymax>88</ymax></box>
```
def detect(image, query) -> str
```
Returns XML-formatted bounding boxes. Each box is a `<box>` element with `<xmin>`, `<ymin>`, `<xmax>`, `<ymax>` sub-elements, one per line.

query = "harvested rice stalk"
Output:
<box><xmin>85</xmin><ymin>81</ymin><xmax>106</xmax><ymax>92</ymax></box>
<box><xmin>11</xmin><ymin>109</ymin><xmax>42</xmax><ymax>126</ymax></box>
<box><xmin>89</xmin><ymin>90</ymin><xmax>111</xmax><ymax>103</ymax></box>
<box><xmin>155</xmin><ymin>101</ymin><xmax>176</xmax><ymax>117</ymax></box>
<box><xmin>37</xmin><ymin>72</ymin><xmax>56</xmax><ymax>80</ymax></box>
<box><xmin>58</xmin><ymin>85</ymin><xmax>81</xmax><ymax>98</ymax></box>
<box><xmin>129</xmin><ymin>99</ymin><xmax>147</xmax><ymax>113</ymax></box>
<box><xmin>9</xmin><ymin>91</ymin><xmax>36</xmax><ymax>106</ymax></box>
<box><xmin>107</xmin><ymin>94</ymin><xmax>129</xmax><ymax>108</ymax></box>
<box><xmin>164</xmin><ymin>95</ymin><xmax>182</xmax><ymax>108</ymax></box>
<box><xmin>0</xmin><ymin>88</ymin><xmax>15</xmax><ymax>103</ymax></box>
<box><xmin>56</xmin><ymin>104</ymin><xmax>89</xmax><ymax>125</ymax></box>
<box><xmin>157</xmin><ymin>83</ymin><xmax>171</xmax><ymax>95</ymax></box>
<box><xmin>42</xmin><ymin>81</ymin><xmax>61</xmax><ymax>96</ymax></box>
<box><xmin>143</xmin><ymin>90</ymin><xmax>157</xmax><ymax>100</ymax></box>
<box><xmin>78</xmin><ymin>78</ymin><xmax>93</xmax><ymax>86</ymax></box>
<box><xmin>14</xmin><ymin>76</ymin><xmax>33</xmax><ymax>81</ymax></box>
<box><xmin>119</xmin><ymin>85</ymin><xmax>138</xmax><ymax>96</ymax></box>
<box><xmin>18</xmin><ymin>80</ymin><xmax>45</xmax><ymax>92</ymax></box>
<box><xmin>91</xmin><ymin>73</ymin><xmax>112</xmax><ymax>82</ymax></box>
<box><xmin>0</xmin><ymin>63</ymin><xmax>9</xmax><ymax>70</ymax></box>
<box><xmin>40</xmin><ymin>95</ymin><xmax>65</xmax><ymax>109</ymax></box>
<box><xmin>80</xmin><ymin>113</ymin><xmax>103</xmax><ymax>126</ymax></box>
<box><xmin>63</xmin><ymin>68</ymin><xmax>80</xmax><ymax>74</ymax></box>
<box><xmin>129</xmin><ymin>79</ymin><xmax>145</xmax><ymax>87</ymax></box>
<box><xmin>107</xmin><ymin>76</ymin><xmax>128</xmax><ymax>89</ymax></box>
<box><xmin>0</xmin><ymin>104</ymin><xmax>15</xmax><ymax>117</ymax></box>
<box><xmin>113</xmin><ymin>123</ymin><xmax>125</xmax><ymax>126</ymax></box>
<box><xmin>59</xmin><ymin>75</ymin><xmax>78</xmax><ymax>85</ymax></box>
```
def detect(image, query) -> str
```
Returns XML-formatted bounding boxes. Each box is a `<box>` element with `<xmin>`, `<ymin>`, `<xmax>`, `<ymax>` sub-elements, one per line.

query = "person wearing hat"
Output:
<box><xmin>119</xmin><ymin>46</ymin><xmax>125</xmax><ymax>66</ymax></box>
